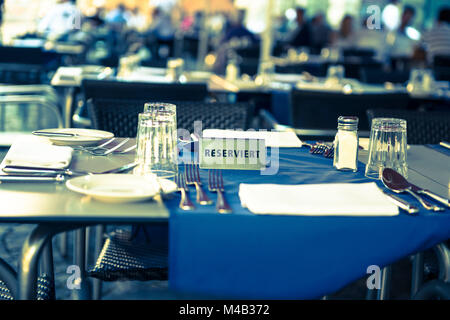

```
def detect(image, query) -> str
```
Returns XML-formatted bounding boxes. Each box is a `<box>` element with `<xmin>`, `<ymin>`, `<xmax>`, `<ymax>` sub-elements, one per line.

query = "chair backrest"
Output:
<box><xmin>342</xmin><ymin>48</ymin><xmax>376</xmax><ymax>59</ymax></box>
<box><xmin>81</xmin><ymin>79</ymin><xmax>209</xmax><ymax>102</ymax></box>
<box><xmin>433</xmin><ymin>55</ymin><xmax>450</xmax><ymax>81</ymax></box>
<box><xmin>360</xmin><ymin>67</ymin><xmax>410</xmax><ymax>84</ymax></box>
<box><xmin>0</xmin><ymin>46</ymin><xmax>60</xmax><ymax>84</ymax></box>
<box><xmin>87</xmin><ymin>99</ymin><xmax>254</xmax><ymax>137</ymax></box>
<box><xmin>290</xmin><ymin>89</ymin><xmax>410</xmax><ymax>133</ymax></box>
<box><xmin>366</xmin><ymin>109</ymin><xmax>450</xmax><ymax>144</ymax></box>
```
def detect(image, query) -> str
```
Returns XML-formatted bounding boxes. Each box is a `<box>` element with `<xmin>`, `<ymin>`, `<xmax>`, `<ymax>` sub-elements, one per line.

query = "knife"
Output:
<box><xmin>382</xmin><ymin>191</ymin><xmax>419</xmax><ymax>215</ymax></box>
<box><xmin>2</xmin><ymin>162</ymin><xmax>138</xmax><ymax>177</ymax></box>
<box><xmin>0</xmin><ymin>174</ymin><xmax>66</xmax><ymax>183</ymax></box>
<box><xmin>409</xmin><ymin>183</ymin><xmax>449</xmax><ymax>208</ymax></box>
<box><xmin>32</xmin><ymin>131</ymin><xmax>102</xmax><ymax>139</ymax></box>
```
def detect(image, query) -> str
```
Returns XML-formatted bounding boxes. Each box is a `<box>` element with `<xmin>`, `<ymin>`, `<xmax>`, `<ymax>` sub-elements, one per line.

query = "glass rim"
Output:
<box><xmin>371</xmin><ymin>117</ymin><xmax>406</xmax><ymax>127</ymax></box>
<box><xmin>144</xmin><ymin>102</ymin><xmax>177</xmax><ymax>108</ymax></box>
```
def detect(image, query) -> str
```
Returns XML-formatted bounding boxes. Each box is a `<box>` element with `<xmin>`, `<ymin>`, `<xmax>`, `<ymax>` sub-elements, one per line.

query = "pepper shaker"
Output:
<box><xmin>333</xmin><ymin>116</ymin><xmax>359</xmax><ymax>172</ymax></box>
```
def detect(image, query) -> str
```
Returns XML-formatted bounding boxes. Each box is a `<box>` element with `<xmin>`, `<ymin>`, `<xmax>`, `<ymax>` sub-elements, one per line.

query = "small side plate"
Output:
<box><xmin>66</xmin><ymin>174</ymin><xmax>177</xmax><ymax>203</ymax></box>
<box><xmin>33</xmin><ymin>128</ymin><xmax>114</xmax><ymax>146</ymax></box>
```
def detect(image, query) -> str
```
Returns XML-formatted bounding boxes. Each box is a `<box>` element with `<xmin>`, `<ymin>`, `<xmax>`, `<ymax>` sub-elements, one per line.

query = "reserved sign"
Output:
<box><xmin>199</xmin><ymin>137</ymin><xmax>266</xmax><ymax>170</ymax></box>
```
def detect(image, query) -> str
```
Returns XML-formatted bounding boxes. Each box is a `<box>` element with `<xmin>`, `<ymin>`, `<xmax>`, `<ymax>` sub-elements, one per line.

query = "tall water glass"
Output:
<box><xmin>365</xmin><ymin>118</ymin><xmax>407</xmax><ymax>179</ymax></box>
<box><xmin>134</xmin><ymin>103</ymin><xmax>178</xmax><ymax>178</ymax></box>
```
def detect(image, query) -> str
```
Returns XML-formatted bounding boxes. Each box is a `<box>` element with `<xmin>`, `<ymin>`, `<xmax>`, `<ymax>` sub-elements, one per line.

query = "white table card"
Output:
<box><xmin>199</xmin><ymin>137</ymin><xmax>266</xmax><ymax>170</ymax></box>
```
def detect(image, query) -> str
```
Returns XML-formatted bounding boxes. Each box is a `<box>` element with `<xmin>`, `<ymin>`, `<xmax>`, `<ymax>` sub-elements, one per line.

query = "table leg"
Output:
<box><xmin>63</xmin><ymin>87</ymin><xmax>75</xmax><ymax>128</ymax></box>
<box><xmin>434</xmin><ymin>242</ymin><xmax>450</xmax><ymax>283</ymax></box>
<box><xmin>411</xmin><ymin>252</ymin><xmax>424</xmax><ymax>298</ymax></box>
<box><xmin>71</xmin><ymin>228</ymin><xmax>91</xmax><ymax>300</ymax></box>
<box><xmin>92</xmin><ymin>225</ymin><xmax>105</xmax><ymax>300</ymax></box>
<box><xmin>377</xmin><ymin>266</ymin><xmax>392</xmax><ymax>300</ymax></box>
<box><xmin>18</xmin><ymin>223</ymin><xmax>76</xmax><ymax>300</ymax></box>
<box><xmin>40</xmin><ymin>239</ymin><xmax>55</xmax><ymax>300</ymax></box>
<box><xmin>0</xmin><ymin>256</ymin><xmax>17</xmax><ymax>298</ymax></box>
<box><xmin>58</xmin><ymin>232</ymin><xmax>68</xmax><ymax>258</ymax></box>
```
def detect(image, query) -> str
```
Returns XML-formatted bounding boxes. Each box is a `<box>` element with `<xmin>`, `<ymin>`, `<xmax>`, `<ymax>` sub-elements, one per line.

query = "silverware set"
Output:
<box><xmin>208</xmin><ymin>169</ymin><xmax>232</xmax><ymax>213</ymax></box>
<box><xmin>178</xmin><ymin>163</ymin><xmax>232</xmax><ymax>213</ymax></box>
<box><xmin>74</xmin><ymin>138</ymin><xmax>136</xmax><ymax>156</ymax></box>
<box><xmin>382</xmin><ymin>168</ymin><xmax>448</xmax><ymax>214</ymax></box>
<box><xmin>307</xmin><ymin>142</ymin><xmax>334</xmax><ymax>158</ymax></box>
<box><xmin>0</xmin><ymin>162</ymin><xmax>138</xmax><ymax>182</ymax></box>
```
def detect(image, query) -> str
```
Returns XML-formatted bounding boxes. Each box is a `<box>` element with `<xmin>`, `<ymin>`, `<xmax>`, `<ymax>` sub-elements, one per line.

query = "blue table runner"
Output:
<box><xmin>166</xmin><ymin>147</ymin><xmax>450</xmax><ymax>299</ymax></box>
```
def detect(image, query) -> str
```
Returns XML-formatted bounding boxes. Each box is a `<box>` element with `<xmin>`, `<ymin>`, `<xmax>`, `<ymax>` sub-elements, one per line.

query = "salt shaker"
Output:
<box><xmin>333</xmin><ymin>116</ymin><xmax>359</xmax><ymax>172</ymax></box>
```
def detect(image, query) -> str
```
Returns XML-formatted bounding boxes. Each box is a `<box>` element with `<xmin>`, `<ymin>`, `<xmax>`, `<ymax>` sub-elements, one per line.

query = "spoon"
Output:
<box><xmin>381</xmin><ymin>168</ymin><xmax>445</xmax><ymax>212</ymax></box>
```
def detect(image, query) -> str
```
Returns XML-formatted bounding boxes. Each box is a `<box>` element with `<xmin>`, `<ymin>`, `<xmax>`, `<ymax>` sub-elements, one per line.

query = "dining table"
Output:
<box><xmin>0</xmin><ymin>138</ymin><xmax>448</xmax><ymax>300</ymax></box>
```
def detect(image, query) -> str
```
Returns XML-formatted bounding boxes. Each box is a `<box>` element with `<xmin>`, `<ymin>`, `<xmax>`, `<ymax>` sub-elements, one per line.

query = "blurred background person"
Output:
<box><xmin>146</xmin><ymin>7</ymin><xmax>175</xmax><ymax>61</ymax></box>
<box><xmin>389</xmin><ymin>5</ymin><xmax>419</xmax><ymax>59</ymax></box>
<box><xmin>332</xmin><ymin>15</ymin><xmax>357</xmax><ymax>49</ymax></box>
<box><xmin>420</xmin><ymin>7</ymin><xmax>450</xmax><ymax>64</ymax></box>
<box><xmin>355</xmin><ymin>16</ymin><xmax>389</xmax><ymax>61</ymax></box>
<box><xmin>37</xmin><ymin>0</ymin><xmax>81</xmax><ymax>40</ymax></box>
<box><xmin>222</xmin><ymin>9</ymin><xmax>257</xmax><ymax>45</ymax></box>
<box><xmin>105</xmin><ymin>4</ymin><xmax>129</xmax><ymax>28</ymax></box>
<box><xmin>127</xmin><ymin>7</ymin><xmax>147</xmax><ymax>32</ymax></box>
<box><xmin>309</xmin><ymin>12</ymin><xmax>331</xmax><ymax>53</ymax></box>
<box><xmin>148</xmin><ymin>7</ymin><xmax>175</xmax><ymax>42</ymax></box>
<box><xmin>286</xmin><ymin>7</ymin><xmax>311</xmax><ymax>49</ymax></box>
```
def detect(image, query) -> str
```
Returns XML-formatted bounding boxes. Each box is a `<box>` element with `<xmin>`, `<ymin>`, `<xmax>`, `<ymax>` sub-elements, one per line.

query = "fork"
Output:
<box><xmin>208</xmin><ymin>169</ymin><xmax>232</xmax><ymax>213</ymax></box>
<box><xmin>74</xmin><ymin>138</ymin><xmax>116</xmax><ymax>151</ymax></box>
<box><xmin>323</xmin><ymin>145</ymin><xmax>334</xmax><ymax>158</ymax></box>
<box><xmin>185</xmin><ymin>162</ymin><xmax>212</xmax><ymax>205</ymax></box>
<box><xmin>175</xmin><ymin>173</ymin><xmax>195</xmax><ymax>210</ymax></box>
<box><xmin>87</xmin><ymin>138</ymin><xmax>131</xmax><ymax>156</ymax></box>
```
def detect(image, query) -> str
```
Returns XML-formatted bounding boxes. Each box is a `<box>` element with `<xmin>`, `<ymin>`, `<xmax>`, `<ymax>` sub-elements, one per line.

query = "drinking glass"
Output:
<box><xmin>408</xmin><ymin>69</ymin><xmax>434</xmax><ymax>93</ymax></box>
<box><xmin>365</xmin><ymin>118</ymin><xmax>407</xmax><ymax>179</ymax></box>
<box><xmin>326</xmin><ymin>65</ymin><xmax>345</xmax><ymax>84</ymax></box>
<box><xmin>134</xmin><ymin>103</ymin><xmax>178</xmax><ymax>178</ymax></box>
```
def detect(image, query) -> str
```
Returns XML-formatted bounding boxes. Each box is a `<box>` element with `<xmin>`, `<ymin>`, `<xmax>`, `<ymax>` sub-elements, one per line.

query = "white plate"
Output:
<box><xmin>66</xmin><ymin>174</ymin><xmax>177</xmax><ymax>203</ymax></box>
<box><xmin>34</xmin><ymin>128</ymin><xmax>114</xmax><ymax>146</ymax></box>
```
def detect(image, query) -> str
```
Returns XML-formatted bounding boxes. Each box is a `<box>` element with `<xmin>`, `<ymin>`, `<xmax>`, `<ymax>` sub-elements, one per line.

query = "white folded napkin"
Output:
<box><xmin>4</xmin><ymin>141</ymin><xmax>73</xmax><ymax>169</ymax></box>
<box><xmin>202</xmin><ymin>129</ymin><xmax>303</xmax><ymax>148</ymax></box>
<box><xmin>239</xmin><ymin>182</ymin><xmax>399</xmax><ymax>216</ymax></box>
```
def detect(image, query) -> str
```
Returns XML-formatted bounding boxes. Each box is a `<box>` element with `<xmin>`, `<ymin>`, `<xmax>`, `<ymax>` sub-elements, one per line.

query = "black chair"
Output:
<box><xmin>342</xmin><ymin>48</ymin><xmax>376</xmax><ymax>60</ymax></box>
<box><xmin>413</xmin><ymin>280</ymin><xmax>450</xmax><ymax>300</ymax></box>
<box><xmin>366</xmin><ymin>109</ymin><xmax>450</xmax><ymax>144</ymax></box>
<box><xmin>0</xmin><ymin>46</ymin><xmax>60</xmax><ymax>85</ymax></box>
<box><xmin>275</xmin><ymin>63</ymin><xmax>328</xmax><ymax>77</ymax></box>
<box><xmin>88</xmin><ymin>229</ymin><xmax>168</xmax><ymax>282</ymax></box>
<box><xmin>0</xmin><ymin>256</ymin><xmax>54</xmax><ymax>300</ymax></box>
<box><xmin>87</xmin><ymin>98</ymin><xmax>254</xmax><ymax>137</ymax></box>
<box><xmin>360</xmin><ymin>67</ymin><xmax>410</xmax><ymax>85</ymax></box>
<box><xmin>290</xmin><ymin>89</ymin><xmax>410</xmax><ymax>139</ymax></box>
<box><xmin>81</xmin><ymin>79</ymin><xmax>209</xmax><ymax>102</ymax></box>
<box><xmin>433</xmin><ymin>55</ymin><xmax>450</xmax><ymax>82</ymax></box>
<box><xmin>75</xmin><ymin>79</ymin><xmax>210</xmax><ymax>127</ymax></box>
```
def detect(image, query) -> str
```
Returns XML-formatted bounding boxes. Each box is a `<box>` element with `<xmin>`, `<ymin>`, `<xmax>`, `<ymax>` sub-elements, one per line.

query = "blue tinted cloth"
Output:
<box><xmin>167</xmin><ymin>147</ymin><xmax>450</xmax><ymax>299</ymax></box>
<box><xmin>425</xmin><ymin>144</ymin><xmax>450</xmax><ymax>157</ymax></box>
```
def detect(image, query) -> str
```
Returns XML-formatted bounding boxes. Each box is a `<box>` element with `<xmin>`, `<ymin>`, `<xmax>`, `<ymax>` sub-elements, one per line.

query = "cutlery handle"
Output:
<box><xmin>406</xmin><ymin>189</ymin><xmax>444</xmax><ymax>212</ymax></box>
<box><xmin>194</xmin><ymin>182</ymin><xmax>212</xmax><ymax>205</ymax></box>
<box><xmin>32</xmin><ymin>131</ymin><xmax>75</xmax><ymax>137</ymax></box>
<box><xmin>216</xmin><ymin>190</ymin><xmax>232</xmax><ymax>214</ymax></box>
<box><xmin>383</xmin><ymin>192</ymin><xmax>419</xmax><ymax>215</ymax></box>
<box><xmin>418</xmin><ymin>190</ymin><xmax>450</xmax><ymax>208</ymax></box>
<box><xmin>0</xmin><ymin>174</ymin><xmax>65</xmax><ymax>182</ymax></box>
<box><xmin>179</xmin><ymin>189</ymin><xmax>195</xmax><ymax>210</ymax></box>
<box><xmin>3</xmin><ymin>167</ymin><xmax>65</xmax><ymax>176</ymax></box>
